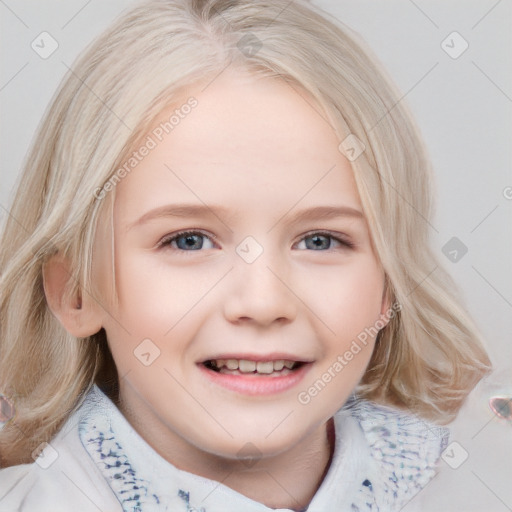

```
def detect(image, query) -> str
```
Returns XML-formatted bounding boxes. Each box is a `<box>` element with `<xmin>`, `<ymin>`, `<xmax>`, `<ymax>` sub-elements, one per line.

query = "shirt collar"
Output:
<box><xmin>77</xmin><ymin>385</ymin><xmax>372</xmax><ymax>512</ymax></box>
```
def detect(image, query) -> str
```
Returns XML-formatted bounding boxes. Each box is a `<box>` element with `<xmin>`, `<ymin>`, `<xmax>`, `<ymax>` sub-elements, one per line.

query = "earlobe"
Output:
<box><xmin>42</xmin><ymin>255</ymin><xmax>103</xmax><ymax>338</ymax></box>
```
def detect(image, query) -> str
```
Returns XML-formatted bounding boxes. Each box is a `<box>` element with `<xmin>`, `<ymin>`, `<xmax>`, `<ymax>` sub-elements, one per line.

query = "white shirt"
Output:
<box><xmin>0</xmin><ymin>385</ymin><xmax>448</xmax><ymax>511</ymax></box>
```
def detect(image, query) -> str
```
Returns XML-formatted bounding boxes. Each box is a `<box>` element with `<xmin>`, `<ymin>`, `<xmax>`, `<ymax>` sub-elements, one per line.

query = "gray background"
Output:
<box><xmin>1</xmin><ymin>1</ymin><xmax>511</xmax><ymax>510</ymax></box>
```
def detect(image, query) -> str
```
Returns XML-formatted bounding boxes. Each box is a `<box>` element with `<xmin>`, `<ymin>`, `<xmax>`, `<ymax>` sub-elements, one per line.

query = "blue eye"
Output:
<box><xmin>296</xmin><ymin>232</ymin><xmax>353</xmax><ymax>251</ymax></box>
<box><xmin>158</xmin><ymin>230</ymin><xmax>354</xmax><ymax>252</ymax></box>
<box><xmin>159</xmin><ymin>231</ymin><xmax>215</xmax><ymax>251</ymax></box>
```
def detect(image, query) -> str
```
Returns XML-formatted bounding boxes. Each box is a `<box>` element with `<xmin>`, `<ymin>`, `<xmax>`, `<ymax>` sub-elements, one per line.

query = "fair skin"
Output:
<box><xmin>45</xmin><ymin>70</ymin><xmax>389</xmax><ymax>510</ymax></box>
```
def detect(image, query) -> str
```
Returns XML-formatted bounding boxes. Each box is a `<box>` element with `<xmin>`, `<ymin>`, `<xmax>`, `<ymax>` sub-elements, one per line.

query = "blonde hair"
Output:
<box><xmin>0</xmin><ymin>0</ymin><xmax>490</xmax><ymax>466</ymax></box>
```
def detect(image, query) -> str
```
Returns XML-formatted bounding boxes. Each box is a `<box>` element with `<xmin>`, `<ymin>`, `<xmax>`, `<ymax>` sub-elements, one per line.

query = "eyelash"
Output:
<box><xmin>157</xmin><ymin>229</ymin><xmax>355</xmax><ymax>253</ymax></box>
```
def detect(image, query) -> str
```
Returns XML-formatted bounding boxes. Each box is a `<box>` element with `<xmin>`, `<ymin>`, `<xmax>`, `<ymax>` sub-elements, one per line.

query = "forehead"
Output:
<box><xmin>115</xmin><ymin>70</ymin><xmax>362</xmax><ymax>222</ymax></box>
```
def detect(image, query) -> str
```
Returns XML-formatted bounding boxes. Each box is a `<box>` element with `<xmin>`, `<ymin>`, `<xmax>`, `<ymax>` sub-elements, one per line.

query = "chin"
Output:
<box><xmin>192</xmin><ymin>422</ymin><xmax>312</xmax><ymax>463</ymax></box>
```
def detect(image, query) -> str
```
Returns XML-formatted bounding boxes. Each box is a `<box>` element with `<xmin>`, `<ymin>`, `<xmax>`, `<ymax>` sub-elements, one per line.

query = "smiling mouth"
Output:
<box><xmin>202</xmin><ymin>359</ymin><xmax>305</xmax><ymax>376</ymax></box>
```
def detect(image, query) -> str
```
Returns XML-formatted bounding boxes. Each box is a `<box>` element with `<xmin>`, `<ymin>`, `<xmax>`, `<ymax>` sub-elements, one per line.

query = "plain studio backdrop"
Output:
<box><xmin>0</xmin><ymin>1</ymin><xmax>511</xmax><ymax>510</ymax></box>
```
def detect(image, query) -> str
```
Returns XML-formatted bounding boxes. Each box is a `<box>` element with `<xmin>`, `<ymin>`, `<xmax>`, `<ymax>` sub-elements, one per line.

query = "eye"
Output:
<box><xmin>157</xmin><ymin>230</ymin><xmax>354</xmax><ymax>252</ymax></box>
<box><xmin>295</xmin><ymin>231</ymin><xmax>354</xmax><ymax>251</ymax></box>
<box><xmin>158</xmin><ymin>230</ymin><xmax>216</xmax><ymax>251</ymax></box>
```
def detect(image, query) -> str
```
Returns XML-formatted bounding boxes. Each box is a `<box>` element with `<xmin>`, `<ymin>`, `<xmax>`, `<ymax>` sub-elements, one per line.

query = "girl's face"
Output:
<box><xmin>94</xmin><ymin>70</ymin><xmax>389</xmax><ymax>463</ymax></box>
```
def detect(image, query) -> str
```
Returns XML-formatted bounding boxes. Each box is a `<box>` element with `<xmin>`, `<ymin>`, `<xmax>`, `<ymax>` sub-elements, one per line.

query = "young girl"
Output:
<box><xmin>0</xmin><ymin>0</ymin><xmax>491</xmax><ymax>510</ymax></box>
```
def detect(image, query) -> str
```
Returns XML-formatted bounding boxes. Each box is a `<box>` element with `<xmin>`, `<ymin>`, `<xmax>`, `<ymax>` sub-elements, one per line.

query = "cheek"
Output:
<box><xmin>303</xmin><ymin>257</ymin><xmax>385</xmax><ymax>340</ymax></box>
<box><xmin>112</xmin><ymin>253</ymin><xmax>215</xmax><ymax>329</ymax></box>
<box><xmin>297</xmin><ymin>262</ymin><xmax>384</xmax><ymax>413</ymax></box>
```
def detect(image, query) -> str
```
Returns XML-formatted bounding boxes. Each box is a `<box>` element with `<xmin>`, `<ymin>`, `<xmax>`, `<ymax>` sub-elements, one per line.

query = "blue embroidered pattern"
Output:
<box><xmin>178</xmin><ymin>490</ymin><xmax>207</xmax><ymax>512</ymax></box>
<box><xmin>78</xmin><ymin>392</ymin><xmax>448</xmax><ymax>511</ymax></box>
<box><xmin>349</xmin><ymin>400</ymin><xmax>449</xmax><ymax>510</ymax></box>
<box><xmin>78</xmin><ymin>419</ymin><xmax>160</xmax><ymax>511</ymax></box>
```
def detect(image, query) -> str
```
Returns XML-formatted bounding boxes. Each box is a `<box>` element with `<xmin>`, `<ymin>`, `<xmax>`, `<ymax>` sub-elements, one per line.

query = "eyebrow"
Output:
<box><xmin>274</xmin><ymin>204</ymin><xmax>364</xmax><ymax>230</ymax></box>
<box><xmin>127</xmin><ymin>203</ymin><xmax>364</xmax><ymax>231</ymax></box>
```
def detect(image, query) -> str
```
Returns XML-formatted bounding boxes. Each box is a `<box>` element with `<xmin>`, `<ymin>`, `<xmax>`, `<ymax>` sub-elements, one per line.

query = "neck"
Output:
<box><xmin>120</xmin><ymin>391</ymin><xmax>335</xmax><ymax>510</ymax></box>
<box><xmin>204</xmin><ymin>419</ymin><xmax>336</xmax><ymax>510</ymax></box>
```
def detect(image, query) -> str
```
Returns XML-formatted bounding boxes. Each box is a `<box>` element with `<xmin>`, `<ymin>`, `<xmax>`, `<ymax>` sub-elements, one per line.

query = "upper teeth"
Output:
<box><xmin>210</xmin><ymin>359</ymin><xmax>296</xmax><ymax>374</ymax></box>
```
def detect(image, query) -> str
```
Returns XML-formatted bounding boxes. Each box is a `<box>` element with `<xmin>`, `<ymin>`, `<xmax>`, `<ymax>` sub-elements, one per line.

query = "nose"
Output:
<box><xmin>223</xmin><ymin>252</ymin><xmax>298</xmax><ymax>326</ymax></box>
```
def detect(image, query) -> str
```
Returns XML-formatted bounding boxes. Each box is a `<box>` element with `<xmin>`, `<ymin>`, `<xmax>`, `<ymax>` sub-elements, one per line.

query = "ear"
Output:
<box><xmin>42</xmin><ymin>254</ymin><xmax>103</xmax><ymax>338</ymax></box>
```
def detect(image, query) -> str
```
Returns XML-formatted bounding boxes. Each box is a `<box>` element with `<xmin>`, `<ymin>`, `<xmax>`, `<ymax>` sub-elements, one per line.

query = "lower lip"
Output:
<box><xmin>197</xmin><ymin>363</ymin><xmax>312</xmax><ymax>396</ymax></box>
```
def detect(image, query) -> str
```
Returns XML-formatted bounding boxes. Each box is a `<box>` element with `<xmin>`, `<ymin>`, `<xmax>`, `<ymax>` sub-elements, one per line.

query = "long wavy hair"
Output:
<box><xmin>0</xmin><ymin>0</ymin><xmax>491</xmax><ymax>466</ymax></box>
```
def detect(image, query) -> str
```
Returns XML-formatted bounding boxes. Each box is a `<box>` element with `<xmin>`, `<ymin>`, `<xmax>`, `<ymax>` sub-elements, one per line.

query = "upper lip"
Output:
<box><xmin>198</xmin><ymin>353</ymin><xmax>314</xmax><ymax>363</ymax></box>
